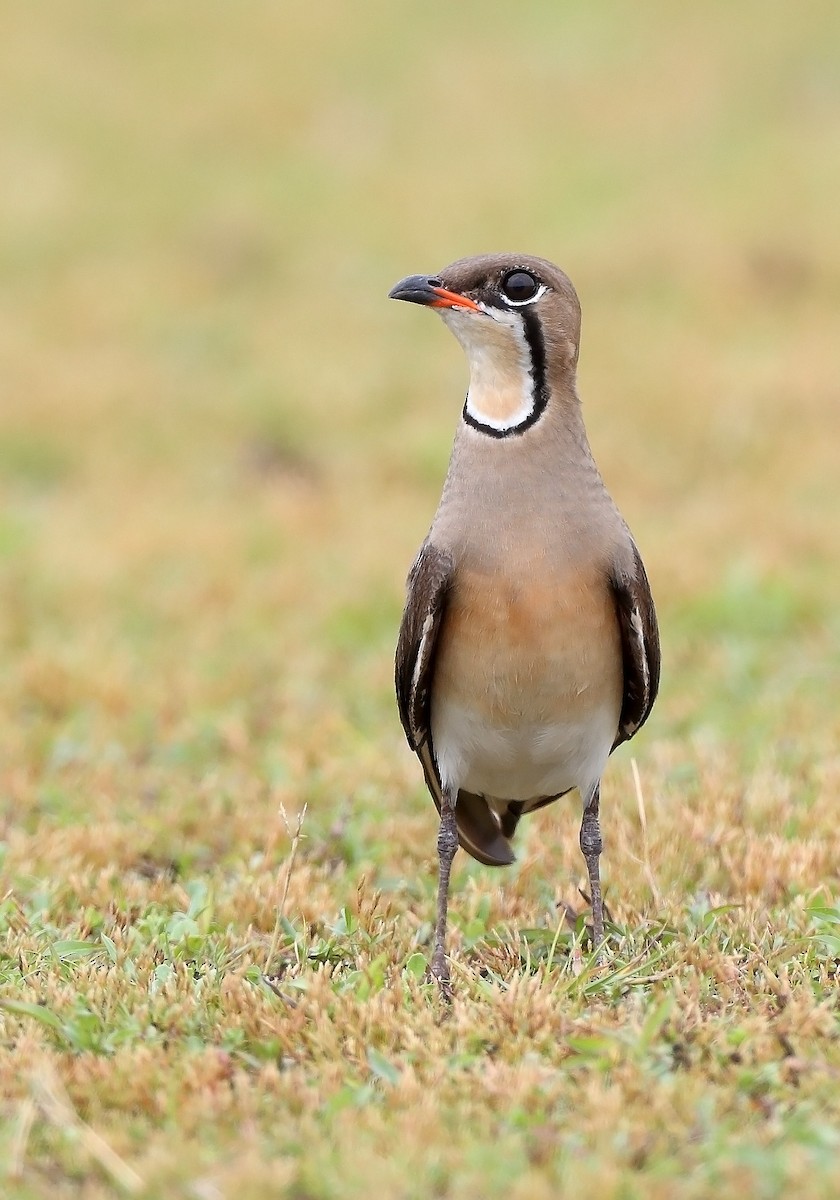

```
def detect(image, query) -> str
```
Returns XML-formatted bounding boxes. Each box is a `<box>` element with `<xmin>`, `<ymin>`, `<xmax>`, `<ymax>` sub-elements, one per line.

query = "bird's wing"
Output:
<box><xmin>395</xmin><ymin>539</ymin><xmax>454</xmax><ymax>752</ymax></box>
<box><xmin>395</xmin><ymin>540</ymin><xmax>515</xmax><ymax>867</ymax></box>
<box><xmin>610</xmin><ymin>541</ymin><xmax>661</xmax><ymax>747</ymax></box>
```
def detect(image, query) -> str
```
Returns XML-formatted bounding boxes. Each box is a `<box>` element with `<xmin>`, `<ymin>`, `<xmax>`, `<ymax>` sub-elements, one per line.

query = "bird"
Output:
<box><xmin>389</xmin><ymin>253</ymin><xmax>660</xmax><ymax>993</ymax></box>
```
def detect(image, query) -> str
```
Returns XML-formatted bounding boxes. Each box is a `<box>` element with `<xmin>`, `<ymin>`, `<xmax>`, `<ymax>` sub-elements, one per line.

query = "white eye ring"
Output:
<box><xmin>504</xmin><ymin>282</ymin><xmax>547</xmax><ymax>307</ymax></box>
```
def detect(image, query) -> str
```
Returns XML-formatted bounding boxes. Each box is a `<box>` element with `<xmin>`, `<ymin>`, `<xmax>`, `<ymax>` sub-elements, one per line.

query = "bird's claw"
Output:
<box><xmin>429</xmin><ymin>950</ymin><xmax>453</xmax><ymax>1001</ymax></box>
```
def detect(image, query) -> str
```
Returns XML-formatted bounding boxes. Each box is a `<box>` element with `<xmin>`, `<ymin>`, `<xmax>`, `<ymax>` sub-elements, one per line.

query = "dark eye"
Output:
<box><xmin>501</xmin><ymin>270</ymin><xmax>539</xmax><ymax>303</ymax></box>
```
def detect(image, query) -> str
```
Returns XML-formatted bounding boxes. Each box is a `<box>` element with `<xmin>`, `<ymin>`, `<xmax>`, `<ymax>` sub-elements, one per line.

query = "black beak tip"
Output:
<box><xmin>388</xmin><ymin>274</ymin><xmax>440</xmax><ymax>305</ymax></box>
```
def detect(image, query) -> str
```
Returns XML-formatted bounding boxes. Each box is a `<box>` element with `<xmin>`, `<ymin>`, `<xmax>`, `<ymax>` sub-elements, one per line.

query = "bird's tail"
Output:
<box><xmin>418</xmin><ymin>742</ymin><xmax>515</xmax><ymax>867</ymax></box>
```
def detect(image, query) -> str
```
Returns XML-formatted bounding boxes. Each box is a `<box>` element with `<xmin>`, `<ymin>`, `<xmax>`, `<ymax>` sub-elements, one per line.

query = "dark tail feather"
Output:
<box><xmin>418</xmin><ymin>743</ymin><xmax>515</xmax><ymax>867</ymax></box>
<box><xmin>454</xmin><ymin>790</ymin><xmax>515</xmax><ymax>867</ymax></box>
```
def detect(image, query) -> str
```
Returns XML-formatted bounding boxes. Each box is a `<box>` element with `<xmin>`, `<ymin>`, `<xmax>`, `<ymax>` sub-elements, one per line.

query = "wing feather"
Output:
<box><xmin>395</xmin><ymin>541</ymin><xmax>515</xmax><ymax>866</ymax></box>
<box><xmin>611</xmin><ymin>541</ymin><xmax>661</xmax><ymax>747</ymax></box>
<box><xmin>395</xmin><ymin>540</ymin><xmax>453</xmax><ymax>751</ymax></box>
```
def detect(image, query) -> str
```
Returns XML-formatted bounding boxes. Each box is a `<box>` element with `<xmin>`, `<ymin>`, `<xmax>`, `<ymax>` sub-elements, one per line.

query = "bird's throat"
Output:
<box><xmin>464</xmin><ymin>378</ymin><xmax>537</xmax><ymax>433</ymax></box>
<box><xmin>442</xmin><ymin>306</ymin><xmax>548</xmax><ymax>439</ymax></box>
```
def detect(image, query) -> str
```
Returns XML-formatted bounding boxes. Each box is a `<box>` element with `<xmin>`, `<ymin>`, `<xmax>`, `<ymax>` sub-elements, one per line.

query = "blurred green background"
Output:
<box><xmin>1</xmin><ymin>4</ymin><xmax>840</xmax><ymax>1195</ymax></box>
<box><xmin>2</xmin><ymin>4</ymin><xmax>838</xmax><ymax>775</ymax></box>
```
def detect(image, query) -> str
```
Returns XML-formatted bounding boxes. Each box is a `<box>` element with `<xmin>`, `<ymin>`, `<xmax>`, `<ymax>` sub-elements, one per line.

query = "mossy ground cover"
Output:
<box><xmin>1</xmin><ymin>4</ymin><xmax>839</xmax><ymax>1196</ymax></box>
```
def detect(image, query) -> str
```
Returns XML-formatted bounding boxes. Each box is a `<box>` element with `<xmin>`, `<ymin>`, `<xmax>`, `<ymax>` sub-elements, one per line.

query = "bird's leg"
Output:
<box><xmin>580</xmin><ymin>784</ymin><xmax>605</xmax><ymax>957</ymax></box>
<box><xmin>430</xmin><ymin>786</ymin><xmax>459</xmax><ymax>996</ymax></box>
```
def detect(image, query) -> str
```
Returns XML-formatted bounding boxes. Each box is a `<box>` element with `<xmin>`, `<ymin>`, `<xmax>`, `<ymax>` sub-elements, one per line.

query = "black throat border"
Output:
<box><xmin>461</xmin><ymin>308</ymin><xmax>549</xmax><ymax>439</ymax></box>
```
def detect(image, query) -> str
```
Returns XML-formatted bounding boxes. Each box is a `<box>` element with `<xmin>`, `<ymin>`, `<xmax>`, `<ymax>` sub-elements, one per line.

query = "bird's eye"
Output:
<box><xmin>501</xmin><ymin>270</ymin><xmax>539</xmax><ymax>303</ymax></box>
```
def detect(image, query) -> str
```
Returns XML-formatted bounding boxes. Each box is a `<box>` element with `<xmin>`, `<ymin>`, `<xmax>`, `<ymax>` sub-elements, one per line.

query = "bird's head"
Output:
<box><xmin>389</xmin><ymin>253</ymin><xmax>581</xmax><ymax>437</ymax></box>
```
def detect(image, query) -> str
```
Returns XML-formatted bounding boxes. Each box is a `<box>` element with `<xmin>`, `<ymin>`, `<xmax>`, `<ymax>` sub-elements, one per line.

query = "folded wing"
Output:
<box><xmin>611</xmin><ymin>541</ymin><xmax>661</xmax><ymax>748</ymax></box>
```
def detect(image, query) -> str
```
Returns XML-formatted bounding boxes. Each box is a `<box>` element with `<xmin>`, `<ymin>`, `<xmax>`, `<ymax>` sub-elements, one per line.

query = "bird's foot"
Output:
<box><xmin>428</xmin><ymin>948</ymin><xmax>453</xmax><ymax>1001</ymax></box>
<box><xmin>591</xmin><ymin>916</ymin><xmax>605</xmax><ymax>959</ymax></box>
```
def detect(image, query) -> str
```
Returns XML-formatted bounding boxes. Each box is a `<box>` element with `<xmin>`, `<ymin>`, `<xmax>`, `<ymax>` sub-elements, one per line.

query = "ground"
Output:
<box><xmin>1</xmin><ymin>3</ymin><xmax>840</xmax><ymax>1197</ymax></box>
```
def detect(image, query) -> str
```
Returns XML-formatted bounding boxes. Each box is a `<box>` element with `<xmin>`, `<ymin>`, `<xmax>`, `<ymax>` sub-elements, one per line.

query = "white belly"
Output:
<box><xmin>431</xmin><ymin>695</ymin><xmax>618</xmax><ymax>803</ymax></box>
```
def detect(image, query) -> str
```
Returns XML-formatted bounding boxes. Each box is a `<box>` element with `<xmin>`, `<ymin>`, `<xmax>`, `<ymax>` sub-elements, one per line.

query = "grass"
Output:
<box><xmin>1</xmin><ymin>1</ymin><xmax>840</xmax><ymax>1195</ymax></box>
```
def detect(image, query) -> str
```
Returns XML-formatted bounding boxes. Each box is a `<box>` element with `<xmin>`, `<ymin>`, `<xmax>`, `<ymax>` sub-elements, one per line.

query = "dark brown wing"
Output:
<box><xmin>395</xmin><ymin>540</ymin><xmax>514</xmax><ymax>867</ymax></box>
<box><xmin>611</xmin><ymin>540</ymin><xmax>661</xmax><ymax>748</ymax></box>
<box><xmin>395</xmin><ymin>540</ymin><xmax>453</xmax><ymax>751</ymax></box>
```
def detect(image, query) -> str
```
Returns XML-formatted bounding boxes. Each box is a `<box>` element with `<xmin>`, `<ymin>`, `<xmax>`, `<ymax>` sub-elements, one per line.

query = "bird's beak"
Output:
<box><xmin>388</xmin><ymin>274</ymin><xmax>481</xmax><ymax>312</ymax></box>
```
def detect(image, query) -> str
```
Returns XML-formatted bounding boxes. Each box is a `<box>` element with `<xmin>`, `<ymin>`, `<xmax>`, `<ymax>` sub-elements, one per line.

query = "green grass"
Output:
<box><xmin>2</xmin><ymin>2</ymin><xmax>840</xmax><ymax>1196</ymax></box>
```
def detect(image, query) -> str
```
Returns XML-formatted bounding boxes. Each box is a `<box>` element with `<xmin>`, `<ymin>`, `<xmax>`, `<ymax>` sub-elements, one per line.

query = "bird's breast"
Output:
<box><xmin>430</xmin><ymin>560</ymin><xmax>622</xmax><ymax>799</ymax></box>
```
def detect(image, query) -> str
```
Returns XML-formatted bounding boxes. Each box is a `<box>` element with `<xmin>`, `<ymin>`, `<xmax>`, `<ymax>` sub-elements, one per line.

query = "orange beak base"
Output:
<box><xmin>389</xmin><ymin>274</ymin><xmax>481</xmax><ymax>313</ymax></box>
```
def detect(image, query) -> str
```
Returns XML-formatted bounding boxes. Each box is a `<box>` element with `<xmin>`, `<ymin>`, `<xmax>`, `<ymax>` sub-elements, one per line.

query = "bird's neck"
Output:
<box><xmin>434</xmin><ymin>380</ymin><xmax>603</xmax><ymax>555</ymax></box>
<box><xmin>462</xmin><ymin>367</ymin><xmax>588</xmax><ymax>448</ymax></box>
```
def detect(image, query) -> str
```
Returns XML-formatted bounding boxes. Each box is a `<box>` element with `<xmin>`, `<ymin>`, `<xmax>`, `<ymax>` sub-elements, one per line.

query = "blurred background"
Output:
<box><xmin>1</xmin><ymin>1</ymin><xmax>838</xmax><ymax>864</ymax></box>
